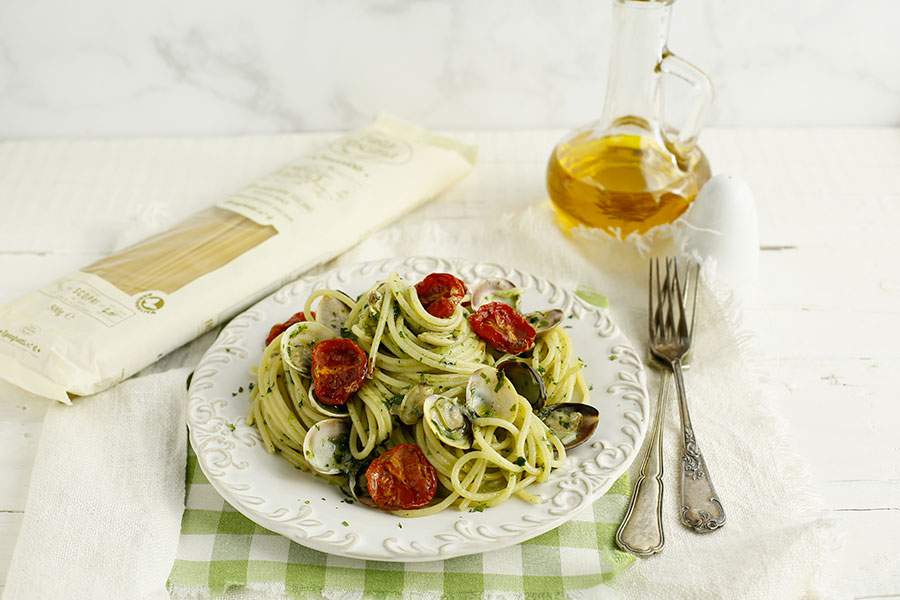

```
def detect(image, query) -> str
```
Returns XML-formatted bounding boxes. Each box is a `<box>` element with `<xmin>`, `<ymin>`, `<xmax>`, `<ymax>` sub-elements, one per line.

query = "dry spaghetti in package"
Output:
<box><xmin>0</xmin><ymin>116</ymin><xmax>476</xmax><ymax>402</ymax></box>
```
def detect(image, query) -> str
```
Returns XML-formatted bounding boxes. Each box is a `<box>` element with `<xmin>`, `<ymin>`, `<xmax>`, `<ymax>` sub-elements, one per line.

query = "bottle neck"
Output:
<box><xmin>600</xmin><ymin>0</ymin><xmax>672</xmax><ymax>129</ymax></box>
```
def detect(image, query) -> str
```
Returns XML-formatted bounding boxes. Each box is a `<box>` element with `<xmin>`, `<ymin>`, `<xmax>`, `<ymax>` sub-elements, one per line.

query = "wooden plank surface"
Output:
<box><xmin>1</xmin><ymin>128</ymin><xmax>898</xmax><ymax>598</ymax></box>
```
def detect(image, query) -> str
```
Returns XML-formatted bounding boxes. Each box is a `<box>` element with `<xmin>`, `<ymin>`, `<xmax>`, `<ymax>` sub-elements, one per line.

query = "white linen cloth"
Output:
<box><xmin>2</xmin><ymin>370</ymin><xmax>189</xmax><ymax>600</ymax></box>
<box><xmin>4</xmin><ymin>204</ymin><xmax>837</xmax><ymax>599</ymax></box>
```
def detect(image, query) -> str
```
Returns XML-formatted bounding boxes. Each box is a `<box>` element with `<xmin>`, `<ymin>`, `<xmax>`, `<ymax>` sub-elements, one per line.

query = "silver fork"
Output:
<box><xmin>651</xmin><ymin>257</ymin><xmax>725</xmax><ymax>532</ymax></box>
<box><xmin>616</xmin><ymin>367</ymin><xmax>670</xmax><ymax>555</ymax></box>
<box><xmin>616</xmin><ymin>261</ymin><xmax>699</xmax><ymax>555</ymax></box>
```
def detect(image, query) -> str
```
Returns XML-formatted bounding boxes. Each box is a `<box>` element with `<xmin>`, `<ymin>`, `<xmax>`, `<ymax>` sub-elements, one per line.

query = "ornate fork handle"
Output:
<box><xmin>671</xmin><ymin>359</ymin><xmax>726</xmax><ymax>532</ymax></box>
<box><xmin>616</xmin><ymin>375</ymin><xmax>668</xmax><ymax>555</ymax></box>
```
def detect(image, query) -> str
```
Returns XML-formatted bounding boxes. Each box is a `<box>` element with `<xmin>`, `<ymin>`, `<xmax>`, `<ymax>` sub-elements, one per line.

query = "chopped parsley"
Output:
<box><xmin>493</xmin><ymin>370</ymin><xmax>506</xmax><ymax>393</ymax></box>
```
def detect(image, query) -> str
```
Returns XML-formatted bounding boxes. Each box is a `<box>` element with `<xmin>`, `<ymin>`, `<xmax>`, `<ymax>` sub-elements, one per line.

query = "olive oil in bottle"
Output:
<box><xmin>547</xmin><ymin>130</ymin><xmax>710</xmax><ymax>237</ymax></box>
<box><xmin>548</xmin><ymin>0</ymin><xmax>714</xmax><ymax>239</ymax></box>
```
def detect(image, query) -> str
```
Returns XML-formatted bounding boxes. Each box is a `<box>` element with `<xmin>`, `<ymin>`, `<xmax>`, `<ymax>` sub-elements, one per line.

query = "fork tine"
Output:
<box><xmin>650</xmin><ymin>257</ymin><xmax>663</xmax><ymax>343</ymax></box>
<box><xmin>663</xmin><ymin>258</ymin><xmax>676</xmax><ymax>343</ymax></box>
<box><xmin>673</xmin><ymin>259</ymin><xmax>690</xmax><ymax>339</ymax></box>
<box><xmin>655</xmin><ymin>258</ymin><xmax>664</xmax><ymax>339</ymax></box>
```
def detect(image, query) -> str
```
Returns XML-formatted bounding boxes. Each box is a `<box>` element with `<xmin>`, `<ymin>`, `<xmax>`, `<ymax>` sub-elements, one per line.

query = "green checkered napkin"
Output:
<box><xmin>168</xmin><ymin>449</ymin><xmax>635</xmax><ymax>599</ymax></box>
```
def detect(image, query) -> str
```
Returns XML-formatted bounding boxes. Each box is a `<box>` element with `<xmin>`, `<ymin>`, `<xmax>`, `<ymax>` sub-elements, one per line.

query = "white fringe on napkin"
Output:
<box><xmin>2</xmin><ymin>369</ymin><xmax>190</xmax><ymax>600</ymax></box>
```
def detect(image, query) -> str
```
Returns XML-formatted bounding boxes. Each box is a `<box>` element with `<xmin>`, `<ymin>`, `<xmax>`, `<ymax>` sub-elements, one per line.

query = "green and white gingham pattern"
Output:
<box><xmin>168</xmin><ymin>448</ymin><xmax>636</xmax><ymax>599</ymax></box>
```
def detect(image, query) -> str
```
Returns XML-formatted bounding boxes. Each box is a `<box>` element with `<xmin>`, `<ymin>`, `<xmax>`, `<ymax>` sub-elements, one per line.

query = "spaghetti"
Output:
<box><xmin>248</xmin><ymin>272</ymin><xmax>591</xmax><ymax>515</ymax></box>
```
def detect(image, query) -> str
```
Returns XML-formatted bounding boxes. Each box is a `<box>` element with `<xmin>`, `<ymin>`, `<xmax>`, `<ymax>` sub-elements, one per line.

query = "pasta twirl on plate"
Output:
<box><xmin>247</xmin><ymin>272</ymin><xmax>594</xmax><ymax>516</ymax></box>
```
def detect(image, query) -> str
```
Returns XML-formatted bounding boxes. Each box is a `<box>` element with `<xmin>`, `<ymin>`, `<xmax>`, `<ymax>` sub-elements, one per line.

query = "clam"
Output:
<box><xmin>347</xmin><ymin>460</ymin><xmax>377</xmax><ymax>507</ymax></box>
<box><xmin>316</xmin><ymin>295</ymin><xmax>352</xmax><ymax>336</ymax></box>
<box><xmin>424</xmin><ymin>394</ymin><xmax>473</xmax><ymax>449</ymax></box>
<box><xmin>303</xmin><ymin>418</ymin><xmax>351</xmax><ymax>475</ymax></box>
<box><xmin>308</xmin><ymin>385</ymin><xmax>350</xmax><ymax>418</ymax></box>
<box><xmin>524</xmin><ymin>309</ymin><xmax>564</xmax><ymax>336</ymax></box>
<box><xmin>280</xmin><ymin>321</ymin><xmax>335</xmax><ymax>375</ymax></box>
<box><xmin>391</xmin><ymin>383</ymin><xmax>433</xmax><ymax>425</ymax></box>
<box><xmin>541</xmin><ymin>403</ymin><xmax>600</xmax><ymax>450</ymax></box>
<box><xmin>497</xmin><ymin>359</ymin><xmax>547</xmax><ymax>411</ymax></box>
<box><xmin>495</xmin><ymin>359</ymin><xmax>599</xmax><ymax>450</ymax></box>
<box><xmin>466</xmin><ymin>367</ymin><xmax>519</xmax><ymax>421</ymax></box>
<box><xmin>470</xmin><ymin>278</ymin><xmax>521</xmax><ymax>310</ymax></box>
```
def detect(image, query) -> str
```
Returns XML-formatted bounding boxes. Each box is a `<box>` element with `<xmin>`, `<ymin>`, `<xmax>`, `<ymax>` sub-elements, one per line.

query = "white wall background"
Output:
<box><xmin>0</xmin><ymin>0</ymin><xmax>897</xmax><ymax>138</ymax></box>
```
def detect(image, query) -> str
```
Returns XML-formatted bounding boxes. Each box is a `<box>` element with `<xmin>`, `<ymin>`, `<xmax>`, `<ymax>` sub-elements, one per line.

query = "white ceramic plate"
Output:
<box><xmin>187</xmin><ymin>257</ymin><xmax>649</xmax><ymax>562</ymax></box>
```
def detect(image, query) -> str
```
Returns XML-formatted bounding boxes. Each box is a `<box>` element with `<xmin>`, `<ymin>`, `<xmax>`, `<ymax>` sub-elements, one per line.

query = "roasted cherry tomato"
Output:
<box><xmin>415</xmin><ymin>273</ymin><xmax>468</xmax><ymax>318</ymax></box>
<box><xmin>310</xmin><ymin>338</ymin><xmax>367</xmax><ymax>405</ymax></box>
<box><xmin>265</xmin><ymin>311</ymin><xmax>315</xmax><ymax>346</ymax></box>
<box><xmin>468</xmin><ymin>301</ymin><xmax>536</xmax><ymax>354</ymax></box>
<box><xmin>366</xmin><ymin>444</ymin><xmax>438</xmax><ymax>511</ymax></box>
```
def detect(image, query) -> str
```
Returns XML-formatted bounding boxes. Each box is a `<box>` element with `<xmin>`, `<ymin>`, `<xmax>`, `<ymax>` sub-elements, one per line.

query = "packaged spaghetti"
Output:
<box><xmin>0</xmin><ymin>115</ymin><xmax>477</xmax><ymax>402</ymax></box>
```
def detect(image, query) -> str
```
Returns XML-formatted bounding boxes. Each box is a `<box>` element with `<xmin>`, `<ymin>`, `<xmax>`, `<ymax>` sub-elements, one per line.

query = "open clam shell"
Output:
<box><xmin>391</xmin><ymin>383</ymin><xmax>433</xmax><ymax>425</ymax></box>
<box><xmin>280</xmin><ymin>321</ymin><xmax>335</xmax><ymax>375</ymax></box>
<box><xmin>470</xmin><ymin>278</ymin><xmax>520</xmax><ymax>310</ymax></box>
<box><xmin>497</xmin><ymin>359</ymin><xmax>547</xmax><ymax>411</ymax></box>
<box><xmin>316</xmin><ymin>295</ymin><xmax>352</xmax><ymax>336</ymax></box>
<box><xmin>347</xmin><ymin>460</ymin><xmax>378</xmax><ymax>508</ymax></box>
<box><xmin>466</xmin><ymin>367</ymin><xmax>519</xmax><ymax>421</ymax></box>
<box><xmin>303</xmin><ymin>418</ymin><xmax>351</xmax><ymax>475</ymax></box>
<box><xmin>308</xmin><ymin>385</ymin><xmax>350</xmax><ymax>418</ymax></box>
<box><xmin>541</xmin><ymin>403</ymin><xmax>600</xmax><ymax>450</ymax></box>
<box><xmin>524</xmin><ymin>309</ymin><xmax>564</xmax><ymax>336</ymax></box>
<box><xmin>424</xmin><ymin>394</ymin><xmax>473</xmax><ymax>449</ymax></box>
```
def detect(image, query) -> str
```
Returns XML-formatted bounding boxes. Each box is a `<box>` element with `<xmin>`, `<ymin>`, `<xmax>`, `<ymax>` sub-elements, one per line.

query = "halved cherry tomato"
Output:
<box><xmin>265</xmin><ymin>311</ymin><xmax>315</xmax><ymax>346</ymax></box>
<box><xmin>468</xmin><ymin>302</ymin><xmax>536</xmax><ymax>354</ymax></box>
<box><xmin>415</xmin><ymin>273</ymin><xmax>468</xmax><ymax>318</ymax></box>
<box><xmin>310</xmin><ymin>338</ymin><xmax>367</xmax><ymax>405</ymax></box>
<box><xmin>366</xmin><ymin>444</ymin><xmax>438</xmax><ymax>511</ymax></box>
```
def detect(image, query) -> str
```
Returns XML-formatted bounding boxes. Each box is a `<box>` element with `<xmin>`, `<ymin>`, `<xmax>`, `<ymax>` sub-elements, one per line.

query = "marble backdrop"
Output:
<box><xmin>0</xmin><ymin>0</ymin><xmax>897</xmax><ymax>137</ymax></box>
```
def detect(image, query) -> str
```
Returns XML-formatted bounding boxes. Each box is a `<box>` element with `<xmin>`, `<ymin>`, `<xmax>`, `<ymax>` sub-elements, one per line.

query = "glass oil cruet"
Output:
<box><xmin>547</xmin><ymin>0</ymin><xmax>713</xmax><ymax>239</ymax></box>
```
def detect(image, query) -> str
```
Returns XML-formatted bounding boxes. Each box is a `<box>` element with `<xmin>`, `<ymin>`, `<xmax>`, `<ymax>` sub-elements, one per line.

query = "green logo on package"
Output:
<box><xmin>136</xmin><ymin>293</ymin><xmax>165</xmax><ymax>314</ymax></box>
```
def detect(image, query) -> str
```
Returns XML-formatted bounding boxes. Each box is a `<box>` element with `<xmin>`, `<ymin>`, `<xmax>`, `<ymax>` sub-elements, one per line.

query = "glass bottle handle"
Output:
<box><xmin>656</xmin><ymin>51</ymin><xmax>714</xmax><ymax>155</ymax></box>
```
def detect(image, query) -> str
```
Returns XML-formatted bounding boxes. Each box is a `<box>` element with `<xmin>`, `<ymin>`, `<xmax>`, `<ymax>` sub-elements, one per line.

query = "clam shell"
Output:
<box><xmin>497</xmin><ymin>359</ymin><xmax>547</xmax><ymax>411</ymax></box>
<box><xmin>280</xmin><ymin>321</ymin><xmax>335</xmax><ymax>375</ymax></box>
<box><xmin>392</xmin><ymin>383</ymin><xmax>433</xmax><ymax>425</ymax></box>
<box><xmin>316</xmin><ymin>295</ymin><xmax>352</xmax><ymax>336</ymax></box>
<box><xmin>347</xmin><ymin>460</ymin><xmax>378</xmax><ymax>508</ymax></box>
<box><xmin>308</xmin><ymin>385</ymin><xmax>350</xmax><ymax>418</ymax></box>
<box><xmin>471</xmin><ymin>278</ymin><xmax>520</xmax><ymax>310</ymax></box>
<box><xmin>466</xmin><ymin>367</ymin><xmax>519</xmax><ymax>421</ymax></box>
<box><xmin>424</xmin><ymin>394</ymin><xmax>472</xmax><ymax>449</ymax></box>
<box><xmin>303</xmin><ymin>418</ymin><xmax>351</xmax><ymax>475</ymax></box>
<box><xmin>524</xmin><ymin>309</ymin><xmax>564</xmax><ymax>336</ymax></box>
<box><xmin>541</xmin><ymin>403</ymin><xmax>600</xmax><ymax>450</ymax></box>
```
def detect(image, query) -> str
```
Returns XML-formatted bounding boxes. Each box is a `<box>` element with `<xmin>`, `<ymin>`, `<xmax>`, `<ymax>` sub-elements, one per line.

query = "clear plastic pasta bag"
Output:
<box><xmin>0</xmin><ymin>116</ymin><xmax>476</xmax><ymax>402</ymax></box>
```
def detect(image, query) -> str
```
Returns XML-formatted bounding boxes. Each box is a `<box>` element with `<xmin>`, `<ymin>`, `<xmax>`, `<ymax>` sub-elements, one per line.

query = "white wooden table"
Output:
<box><xmin>1</xmin><ymin>128</ymin><xmax>898</xmax><ymax>598</ymax></box>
